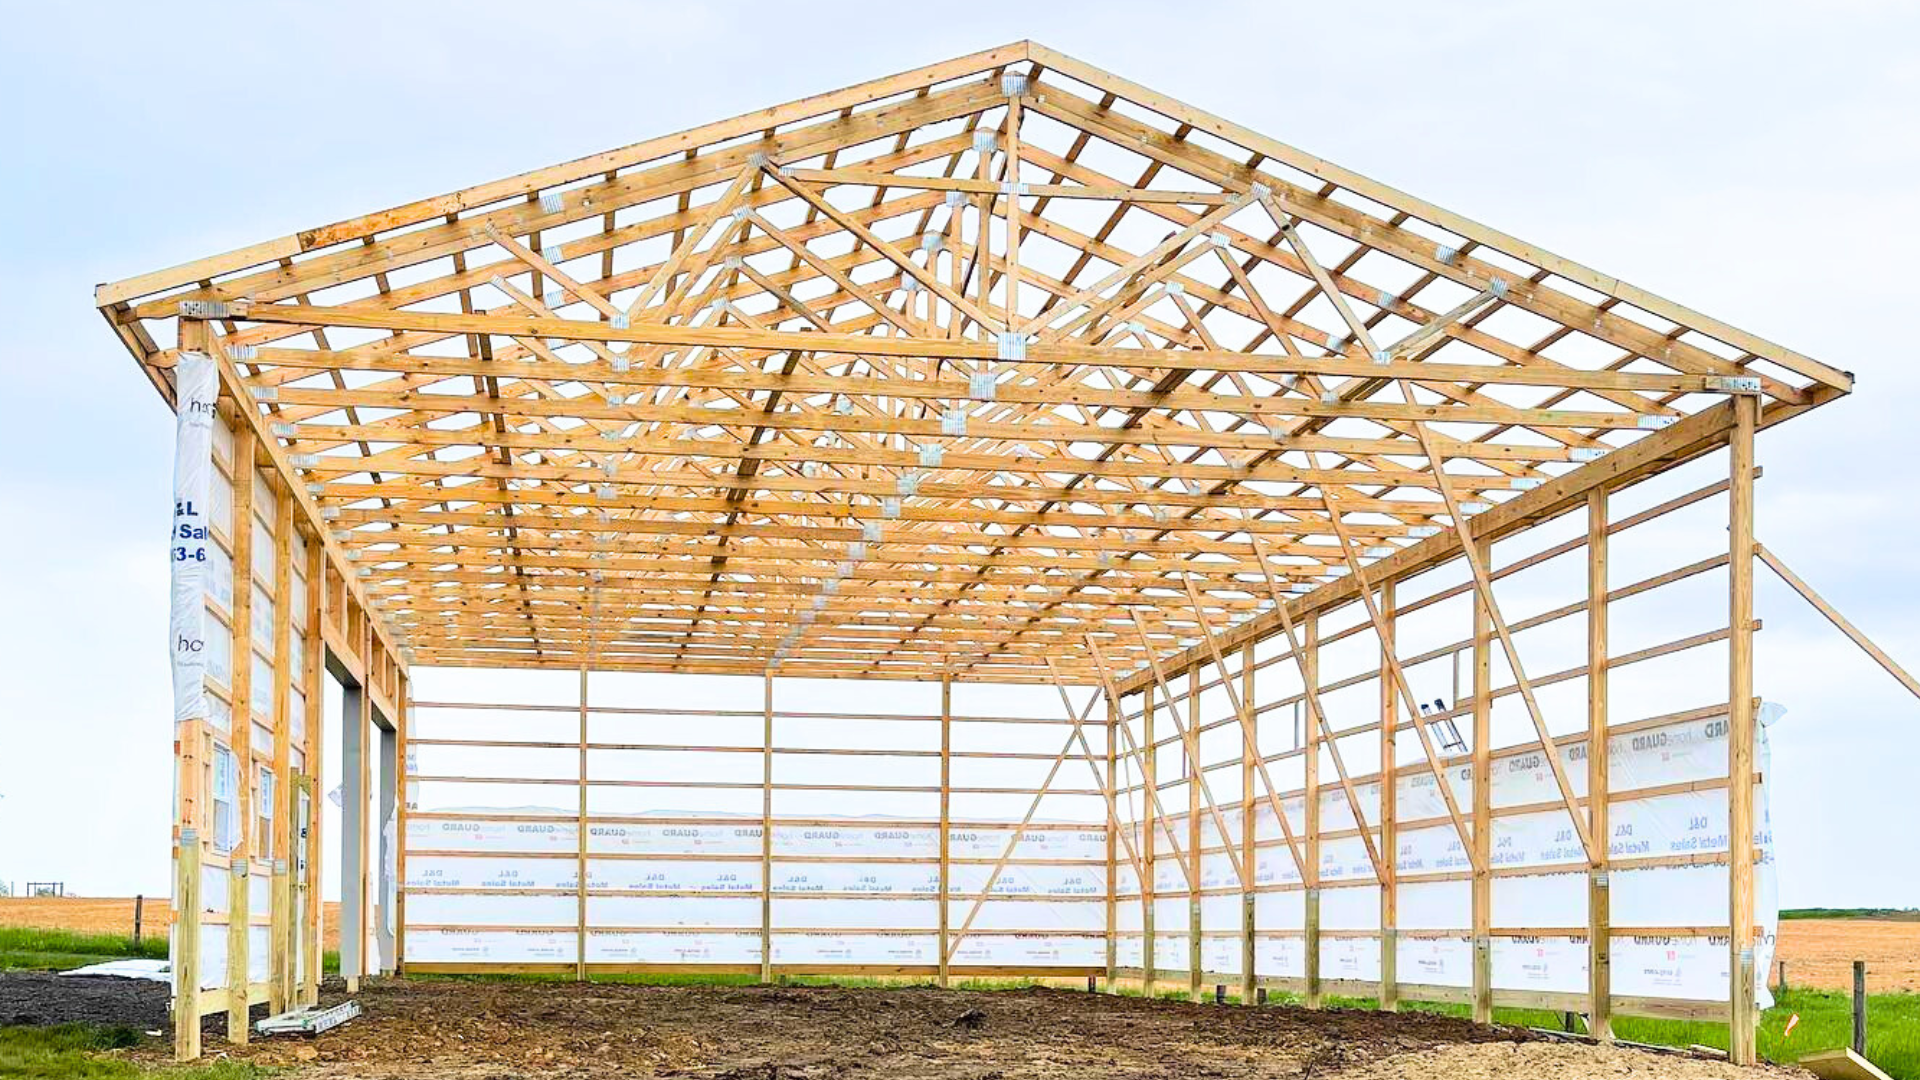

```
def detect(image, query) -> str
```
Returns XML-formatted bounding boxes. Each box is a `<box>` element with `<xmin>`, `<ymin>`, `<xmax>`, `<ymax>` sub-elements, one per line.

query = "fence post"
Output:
<box><xmin>1853</xmin><ymin>960</ymin><xmax>1867</xmax><ymax>1055</ymax></box>
<box><xmin>133</xmin><ymin>895</ymin><xmax>144</xmax><ymax>945</ymax></box>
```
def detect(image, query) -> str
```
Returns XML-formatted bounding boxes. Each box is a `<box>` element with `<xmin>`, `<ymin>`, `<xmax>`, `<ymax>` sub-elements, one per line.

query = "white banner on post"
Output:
<box><xmin>169</xmin><ymin>351</ymin><xmax>218</xmax><ymax>725</ymax></box>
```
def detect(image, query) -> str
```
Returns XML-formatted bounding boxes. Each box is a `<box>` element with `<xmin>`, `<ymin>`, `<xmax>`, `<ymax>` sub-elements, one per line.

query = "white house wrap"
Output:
<box><xmin>169</xmin><ymin>351</ymin><xmax>218</xmax><ymax>725</ymax></box>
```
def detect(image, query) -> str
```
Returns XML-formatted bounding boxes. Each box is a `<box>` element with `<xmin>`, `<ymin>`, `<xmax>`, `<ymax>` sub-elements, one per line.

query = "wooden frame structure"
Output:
<box><xmin>102</xmin><ymin>42</ymin><xmax>1879</xmax><ymax>1066</ymax></box>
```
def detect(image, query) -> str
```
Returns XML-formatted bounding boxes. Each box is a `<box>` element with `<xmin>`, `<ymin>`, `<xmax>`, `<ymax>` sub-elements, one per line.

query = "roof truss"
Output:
<box><xmin>98</xmin><ymin>41</ymin><xmax>1847</xmax><ymax>684</ymax></box>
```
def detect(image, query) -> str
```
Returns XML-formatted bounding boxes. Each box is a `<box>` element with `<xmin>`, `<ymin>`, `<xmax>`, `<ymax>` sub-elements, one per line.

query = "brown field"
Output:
<box><xmin>0</xmin><ymin>896</ymin><xmax>341</xmax><ymax>950</ymax></box>
<box><xmin>1774</xmin><ymin>918</ymin><xmax>1920</xmax><ymax>994</ymax></box>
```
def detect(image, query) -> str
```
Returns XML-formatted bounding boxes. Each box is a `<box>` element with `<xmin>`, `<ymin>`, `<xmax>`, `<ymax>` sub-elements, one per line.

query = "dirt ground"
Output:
<box><xmin>0</xmin><ymin>970</ymin><xmax>172</xmax><ymax>1029</ymax></box>
<box><xmin>0</xmin><ymin>896</ymin><xmax>341</xmax><ymax>950</ymax></box>
<box><xmin>1774</xmin><ymin>919</ymin><xmax>1920</xmax><ymax>993</ymax></box>
<box><xmin>134</xmin><ymin>978</ymin><xmax>1795</xmax><ymax>1080</ymax></box>
<box><xmin>0</xmin><ymin>969</ymin><xmax>276</xmax><ymax>1044</ymax></box>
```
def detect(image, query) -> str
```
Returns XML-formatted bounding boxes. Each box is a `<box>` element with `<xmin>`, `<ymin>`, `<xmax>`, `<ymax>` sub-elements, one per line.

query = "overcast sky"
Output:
<box><xmin>1</xmin><ymin>1</ymin><xmax>1916</xmax><ymax>908</ymax></box>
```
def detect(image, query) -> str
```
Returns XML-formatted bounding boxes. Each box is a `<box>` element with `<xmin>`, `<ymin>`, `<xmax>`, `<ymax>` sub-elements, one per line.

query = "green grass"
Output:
<box><xmin>1781</xmin><ymin>907</ymin><xmax>1920</xmax><ymax>921</ymax></box>
<box><xmin>0</xmin><ymin>1025</ymin><xmax>270</xmax><ymax>1079</ymax></box>
<box><xmin>1239</xmin><ymin>988</ymin><xmax>1919</xmax><ymax>1079</ymax></box>
<box><xmin>1491</xmin><ymin>989</ymin><xmax>1919</xmax><ymax>1077</ymax></box>
<box><xmin>0</xmin><ymin>927</ymin><xmax>340</xmax><ymax>977</ymax></box>
<box><xmin>0</xmin><ymin>930</ymin><xmax>167</xmax><ymax>973</ymax></box>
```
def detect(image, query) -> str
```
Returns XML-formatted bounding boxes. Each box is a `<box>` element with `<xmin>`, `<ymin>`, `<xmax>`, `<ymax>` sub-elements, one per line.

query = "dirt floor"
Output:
<box><xmin>1774</xmin><ymin>919</ymin><xmax>1920</xmax><ymax>993</ymax></box>
<box><xmin>0</xmin><ymin>896</ymin><xmax>342</xmax><ymax>950</ymax></box>
<box><xmin>108</xmin><ymin>978</ymin><xmax>1792</xmax><ymax>1080</ymax></box>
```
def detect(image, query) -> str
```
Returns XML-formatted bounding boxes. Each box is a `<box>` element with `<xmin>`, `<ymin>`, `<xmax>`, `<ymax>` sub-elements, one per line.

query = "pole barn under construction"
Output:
<box><xmin>97</xmin><ymin>41</ymin><xmax>1904</xmax><ymax>1066</ymax></box>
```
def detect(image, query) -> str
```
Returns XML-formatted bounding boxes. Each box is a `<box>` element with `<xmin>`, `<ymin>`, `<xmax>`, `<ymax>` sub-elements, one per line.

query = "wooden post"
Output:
<box><xmin>174</xmin><ymin>723</ymin><xmax>206</xmax><ymax>1061</ymax></box>
<box><xmin>1852</xmin><ymin>960</ymin><xmax>1867</xmax><ymax>1055</ymax></box>
<box><xmin>1778</xmin><ymin>959</ymin><xmax>1788</xmax><ymax>993</ymax></box>
<box><xmin>762</xmin><ymin>671</ymin><xmax>776</xmax><ymax>984</ymax></box>
<box><xmin>1240</xmin><ymin>641</ymin><xmax>1256</xmax><ymax>1005</ymax></box>
<box><xmin>1303</xmin><ymin>611</ymin><xmax>1321</xmax><ymax>1009</ymax></box>
<box><xmin>1188</xmin><ymin>665</ymin><xmax>1203</xmax><ymax>1002</ymax></box>
<box><xmin>351</xmin><ymin>619</ymin><xmax>373</xmax><ymax>992</ymax></box>
<box><xmin>301</xmin><ymin>539</ymin><xmax>324</xmax><ymax>1007</ymax></box>
<box><xmin>269</xmin><ymin>495</ymin><xmax>293</xmax><ymax>1012</ymax></box>
<box><xmin>577</xmin><ymin>664</ymin><xmax>590</xmax><ymax>982</ymax></box>
<box><xmin>174</xmin><ymin>825</ymin><xmax>201</xmax><ymax>1060</ymax></box>
<box><xmin>1728</xmin><ymin>395</ymin><xmax>1759</xmax><ymax>1064</ymax></box>
<box><xmin>1104</xmin><ymin>689</ymin><xmax>1118</xmax><ymax>991</ymax></box>
<box><xmin>1471</xmin><ymin>536</ymin><xmax>1493</xmax><ymax>1025</ymax></box>
<box><xmin>172</xmin><ymin>314</ymin><xmax>210</xmax><ymax>1063</ymax></box>
<box><xmin>937</xmin><ymin>669</ymin><xmax>950</xmax><ymax>987</ymax></box>
<box><xmin>1142</xmin><ymin>683</ymin><xmax>1157</xmax><ymax>997</ymax></box>
<box><xmin>393</xmin><ymin>677</ymin><xmax>408</xmax><ymax>976</ymax></box>
<box><xmin>1587</xmin><ymin>488</ymin><xmax>1613</xmax><ymax>1041</ymax></box>
<box><xmin>1379</xmin><ymin>579</ymin><xmax>1399</xmax><ymax>1012</ymax></box>
<box><xmin>133</xmin><ymin>895</ymin><xmax>144</xmax><ymax>945</ymax></box>
<box><xmin>226</xmin><ymin>419</ymin><xmax>254</xmax><ymax>1045</ymax></box>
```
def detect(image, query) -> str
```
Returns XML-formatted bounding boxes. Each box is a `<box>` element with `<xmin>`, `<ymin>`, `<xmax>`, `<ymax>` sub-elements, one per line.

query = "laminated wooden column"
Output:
<box><xmin>762</xmin><ymin>672</ymin><xmax>776</xmax><ymax>984</ymax></box>
<box><xmin>1728</xmin><ymin>396</ymin><xmax>1759</xmax><ymax>1064</ymax></box>
<box><xmin>576</xmin><ymin>664</ymin><xmax>590</xmax><ymax>981</ymax></box>
<box><xmin>174</xmin><ymin>812</ymin><xmax>202</xmax><ymax>1060</ymax></box>
<box><xmin>1240</xmin><ymin>642</ymin><xmax>1256</xmax><ymax>1004</ymax></box>
<box><xmin>1104</xmin><ymin>689</ymin><xmax>1118</xmax><ymax>991</ymax></box>
<box><xmin>1303</xmin><ymin>612</ymin><xmax>1321</xmax><ymax>1008</ymax></box>
<box><xmin>300</xmin><ymin>540</ymin><xmax>323</xmax><ymax>1007</ymax></box>
<box><xmin>172</xmin><ymin>315</ymin><xmax>212</xmax><ymax>1061</ymax></box>
<box><xmin>1587</xmin><ymin>489</ymin><xmax>1612</xmax><ymax>1040</ymax></box>
<box><xmin>937</xmin><ymin>669</ymin><xmax>950</xmax><ymax>987</ymax></box>
<box><xmin>173</xmin><ymin>673</ymin><xmax>208</xmax><ymax>1048</ymax></box>
<box><xmin>1187</xmin><ymin>667</ymin><xmax>1203</xmax><ymax>1001</ymax></box>
<box><xmin>393</xmin><ymin>677</ymin><xmax>408</xmax><ymax>976</ymax></box>
<box><xmin>1471</xmin><ymin>536</ymin><xmax>1494</xmax><ymax>1025</ymax></box>
<box><xmin>1142</xmin><ymin>683</ymin><xmax>1157</xmax><ymax>996</ymax></box>
<box><xmin>1379</xmin><ymin>579</ymin><xmax>1399</xmax><ymax>1012</ymax></box>
<box><xmin>350</xmin><ymin>618</ymin><xmax>373</xmax><ymax>993</ymax></box>
<box><xmin>269</xmin><ymin>496</ymin><xmax>294</xmax><ymax>1012</ymax></box>
<box><xmin>225</xmin><ymin>419</ymin><xmax>254</xmax><ymax>1045</ymax></box>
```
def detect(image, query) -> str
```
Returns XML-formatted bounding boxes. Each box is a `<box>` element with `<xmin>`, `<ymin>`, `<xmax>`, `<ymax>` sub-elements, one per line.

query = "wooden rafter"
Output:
<box><xmin>99</xmin><ymin>42</ymin><xmax>1840</xmax><ymax>682</ymax></box>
